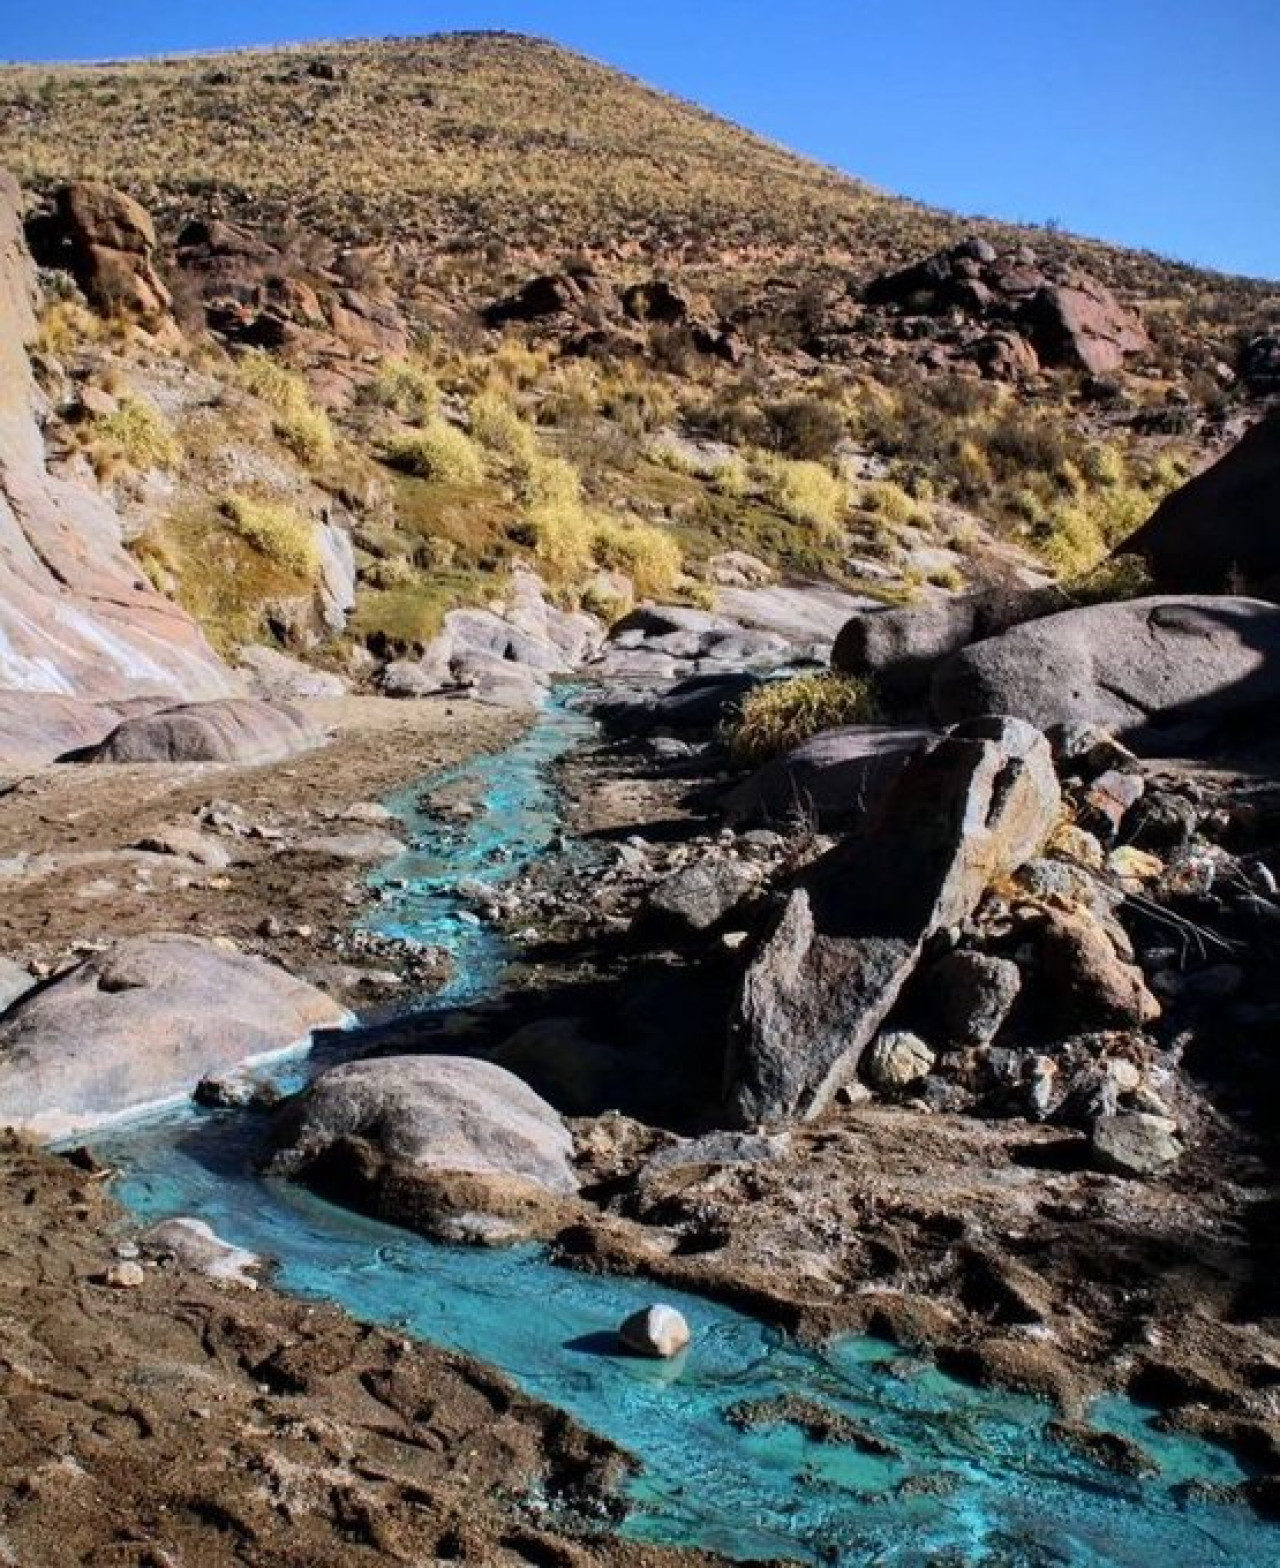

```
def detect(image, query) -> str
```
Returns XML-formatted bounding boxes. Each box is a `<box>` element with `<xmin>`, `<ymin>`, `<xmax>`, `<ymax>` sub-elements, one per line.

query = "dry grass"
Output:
<box><xmin>85</xmin><ymin>397</ymin><xmax>181</xmax><ymax>472</ymax></box>
<box><xmin>220</xmin><ymin>494</ymin><xmax>320</xmax><ymax>578</ymax></box>
<box><xmin>728</xmin><ymin>673</ymin><xmax>881</xmax><ymax>766</ymax></box>
<box><xmin>384</xmin><ymin>420</ymin><xmax>486</xmax><ymax>484</ymax></box>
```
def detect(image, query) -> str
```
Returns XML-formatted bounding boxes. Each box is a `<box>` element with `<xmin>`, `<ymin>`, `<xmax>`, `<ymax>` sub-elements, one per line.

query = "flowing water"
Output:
<box><xmin>92</xmin><ymin>698</ymin><xmax>1280</xmax><ymax>1566</ymax></box>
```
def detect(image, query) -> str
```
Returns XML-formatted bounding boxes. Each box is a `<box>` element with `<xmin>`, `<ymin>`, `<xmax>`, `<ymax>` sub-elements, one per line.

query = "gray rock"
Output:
<box><xmin>863</xmin><ymin>1029</ymin><xmax>936</xmax><ymax>1092</ymax></box>
<box><xmin>832</xmin><ymin>586</ymin><xmax>1065</xmax><ymax>705</ymax></box>
<box><xmin>87</xmin><ymin>698</ymin><xmax>325</xmax><ymax>764</ymax></box>
<box><xmin>0</xmin><ymin>693</ymin><xmax>164</xmax><ymax>769</ymax></box>
<box><xmin>269</xmin><ymin>1056</ymin><xmax>578</xmax><ymax>1242</ymax></box>
<box><xmin>928</xmin><ymin>950</ymin><xmax>1023</xmax><ymax>1047</ymax></box>
<box><xmin>618</xmin><ymin>1304</ymin><xmax>691</xmax><ymax>1359</ymax></box>
<box><xmin>1091</xmin><ymin>1112</ymin><xmax>1183</xmax><ymax>1179</ymax></box>
<box><xmin>932</xmin><ymin>596</ymin><xmax>1280</xmax><ymax>759</ymax></box>
<box><xmin>597</xmin><ymin>672</ymin><xmax>762</xmax><ymax>737</ymax></box>
<box><xmin>0</xmin><ymin>956</ymin><xmax>35</xmax><ymax>1013</ymax></box>
<box><xmin>722</xmin><ymin>724</ymin><xmax>936</xmax><ymax>831</ymax></box>
<box><xmin>0</xmin><ymin>934</ymin><xmax>348</xmax><ymax>1139</ymax></box>
<box><xmin>143</xmin><ymin>1217</ymin><xmax>260</xmax><ymax>1286</ymax></box>
<box><xmin>715</xmin><ymin>584</ymin><xmax>879</xmax><ymax>649</ymax></box>
<box><xmin>294</xmin><ymin>830</ymin><xmax>404</xmax><ymax>863</ymax></box>
<box><xmin>726</xmin><ymin>718</ymin><xmax>1060</xmax><ymax>1124</ymax></box>
<box><xmin>237</xmin><ymin>644</ymin><xmax>349</xmax><ymax>701</ymax></box>
<box><xmin>645</xmin><ymin>858</ymin><xmax>758</xmax><ymax>934</ymax></box>
<box><xmin>1118</xmin><ymin>412</ymin><xmax>1280</xmax><ymax>595</ymax></box>
<box><xmin>133</xmin><ymin>825</ymin><xmax>233</xmax><ymax>868</ymax></box>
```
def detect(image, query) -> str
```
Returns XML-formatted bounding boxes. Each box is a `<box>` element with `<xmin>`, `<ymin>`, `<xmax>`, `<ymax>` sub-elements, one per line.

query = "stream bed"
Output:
<box><xmin>94</xmin><ymin>698</ymin><xmax>1280</xmax><ymax>1566</ymax></box>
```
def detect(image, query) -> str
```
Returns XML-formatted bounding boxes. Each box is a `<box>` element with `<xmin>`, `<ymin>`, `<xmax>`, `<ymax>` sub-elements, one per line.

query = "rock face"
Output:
<box><xmin>86</xmin><ymin>698</ymin><xmax>325</xmax><ymax>764</ymax></box>
<box><xmin>29</xmin><ymin>181</ymin><xmax>172</xmax><ymax>318</ymax></box>
<box><xmin>722</xmin><ymin>725</ymin><xmax>937</xmax><ymax>830</ymax></box>
<box><xmin>1118</xmin><ymin>413</ymin><xmax>1280</xmax><ymax>595</ymax></box>
<box><xmin>726</xmin><ymin>718</ymin><xmax>1060</xmax><ymax>1124</ymax></box>
<box><xmin>618</xmin><ymin>1304</ymin><xmax>691</xmax><ymax>1359</ymax></box>
<box><xmin>931</xmin><ymin>596</ymin><xmax>1280</xmax><ymax>759</ymax></box>
<box><xmin>0</xmin><ymin>935</ymin><xmax>348</xmax><ymax>1139</ymax></box>
<box><xmin>269</xmin><ymin>1056</ymin><xmax>578</xmax><ymax>1243</ymax></box>
<box><xmin>864</xmin><ymin>238</ymin><xmax>1148</xmax><ymax>378</ymax></box>
<box><xmin>0</xmin><ymin>170</ymin><xmax>234</xmax><ymax>706</ymax></box>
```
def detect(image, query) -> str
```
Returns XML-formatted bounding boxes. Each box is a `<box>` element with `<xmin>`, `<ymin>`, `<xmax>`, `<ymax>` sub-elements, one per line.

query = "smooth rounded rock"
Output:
<box><xmin>618</xmin><ymin>1304</ymin><xmax>691</xmax><ymax>1359</ymax></box>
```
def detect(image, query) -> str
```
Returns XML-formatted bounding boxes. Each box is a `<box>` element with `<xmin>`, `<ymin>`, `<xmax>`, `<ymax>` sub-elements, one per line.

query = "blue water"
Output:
<box><xmin>92</xmin><ymin>697</ymin><xmax>1280</xmax><ymax>1567</ymax></box>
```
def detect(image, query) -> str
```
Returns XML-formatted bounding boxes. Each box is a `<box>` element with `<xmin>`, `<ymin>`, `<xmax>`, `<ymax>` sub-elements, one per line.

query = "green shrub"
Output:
<box><xmin>220</xmin><ymin>494</ymin><xmax>320</xmax><ymax>578</ymax></box>
<box><xmin>728</xmin><ymin>673</ymin><xmax>881</xmax><ymax>766</ymax></box>
<box><xmin>384</xmin><ymin>419</ymin><xmax>486</xmax><ymax>484</ymax></box>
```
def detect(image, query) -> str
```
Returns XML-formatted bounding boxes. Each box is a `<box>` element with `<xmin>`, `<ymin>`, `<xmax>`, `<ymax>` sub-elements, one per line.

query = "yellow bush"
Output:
<box><xmin>276</xmin><ymin>405</ymin><xmax>336</xmax><ymax>466</ymax></box>
<box><xmin>470</xmin><ymin>388</ymin><xmax>539</xmax><ymax>464</ymax></box>
<box><xmin>369</xmin><ymin>357</ymin><xmax>439</xmax><ymax>423</ymax></box>
<box><xmin>234</xmin><ymin>351</ymin><xmax>336</xmax><ymax>466</ymax></box>
<box><xmin>384</xmin><ymin>419</ymin><xmax>486</xmax><ymax>484</ymax></box>
<box><xmin>758</xmin><ymin>455</ymin><xmax>847</xmax><ymax>532</ymax></box>
<box><xmin>728</xmin><ymin>673</ymin><xmax>881</xmax><ymax>766</ymax></box>
<box><xmin>710</xmin><ymin>453</ymin><xmax>752</xmax><ymax>498</ymax></box>
<box><xmin>90</xmin><ymin>398</ymin><xmax>181</xmax><ymax>470</ymax></box>
<box><xmin>522</xmin><ymin>499</ymin><xmax>594</xmax><ymax>577</ymax></box>
<box><xmin>859</xmin><ymin>479</ymin><xmax>925</xmax><ymax>527</ymax></box>
<box><xmin>590</xmin><ymin>516</ymin><xmax>683</xmax><ymax>599</ymax></box>
<box><xmin>220</xmin><ymin>494</ymin><xmax>320</xmax><ymax>579</ymax></box>
<box><xmin>520</xmin><ymin>451</ymin><xmax>583</xmax><ymax>511</ymax></box>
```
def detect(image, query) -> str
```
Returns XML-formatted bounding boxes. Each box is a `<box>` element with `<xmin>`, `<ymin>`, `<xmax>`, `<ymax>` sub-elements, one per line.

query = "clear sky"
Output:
<box><xmin>3</xmin><ymin>1</ymin><xmax>1277</xmax><ymax>281</ymax></box>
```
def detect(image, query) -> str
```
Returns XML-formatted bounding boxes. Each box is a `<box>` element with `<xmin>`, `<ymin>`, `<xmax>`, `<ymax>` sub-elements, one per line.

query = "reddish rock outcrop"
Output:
<box><xmin>0</xmin><ymin>169</ymin><xmax>234</xmax><ymax>705</ymax></box>
<box><xmin>32</xmin><ymin>181</ymin><xmax>172</xmax><ymax>318</ymax></box>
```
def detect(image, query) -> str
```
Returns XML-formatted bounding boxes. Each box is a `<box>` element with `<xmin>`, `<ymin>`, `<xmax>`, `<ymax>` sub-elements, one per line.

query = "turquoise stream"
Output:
<box><xmin>94</xmin><ymin>698</ymin><xmax>1280</xmax><ymax>1566</ymax></box>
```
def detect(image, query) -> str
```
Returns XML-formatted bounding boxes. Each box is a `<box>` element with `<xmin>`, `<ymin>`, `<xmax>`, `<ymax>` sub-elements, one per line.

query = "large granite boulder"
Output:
<box><xmin>1117</xmin><ymin>414</ymin><xmax>1280</xmax><ymax>594</ymax></box>
<box><xmin>269</xmin><ymin>1056</ymin><xmax>578</xmax><ymax>1243</ymax></box>
<box><xmin>85</xmin><ymin>698</ymin><xmax>325</xmax><ymax>764</ymax></box>
<box><xmin>832</xmin><ymin>585</ymin><xmax>1067</xmax><ymax>706</ymax></box>
<box><xmin>0</xmin><ymin>935</ymin><xmax>347</xmax><ymax>1139</ymax></box>
<box><xmin>0</xmin><ymin>169</ymin><xmax>234</xmax><ymax>704</ymax></box>
<box><xmin>0</xmin><ymin>693</ymin><xmax>163</xmax><ymax>769</ymax></box>
<box><xmin>722</xmin><ymin>724</ymin><xmax>937</xmax><ymax>830</ymax></box>
<box><xmin>931</xmin><ymin>596</ymin><xmax>1280</xmax><ymax>758</ymax></box>
<box><xmin>726</xmin><ymin>718</ymin><xmax>1060</xmax><ymax>1124</ymax></box>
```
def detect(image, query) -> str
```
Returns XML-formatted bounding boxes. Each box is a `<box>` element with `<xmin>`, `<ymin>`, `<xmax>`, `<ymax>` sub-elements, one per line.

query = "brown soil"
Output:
<box><xmin>0</xmin><ymin>1135</ymin><xmax>721</xmax><ymax>1568</ymax></box>
<box><xmin>0</xmin><ymin>696</ymin><xmax>520</xmax><ymax>1007</ymax></box>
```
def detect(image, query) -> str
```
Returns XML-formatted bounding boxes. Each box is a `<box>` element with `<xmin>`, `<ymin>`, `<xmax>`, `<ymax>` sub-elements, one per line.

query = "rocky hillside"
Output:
<box><xmin>0</xmin><ymin>33</ymin><xmax>1275</xmax><ymax>697</ymax></box>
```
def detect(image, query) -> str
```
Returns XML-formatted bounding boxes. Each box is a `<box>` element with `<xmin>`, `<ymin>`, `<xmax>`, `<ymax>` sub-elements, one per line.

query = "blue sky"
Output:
<box><xmin>4</xmin><ymin>1</ymin><xmax>1277</xmax><ymax>280</ymax></box>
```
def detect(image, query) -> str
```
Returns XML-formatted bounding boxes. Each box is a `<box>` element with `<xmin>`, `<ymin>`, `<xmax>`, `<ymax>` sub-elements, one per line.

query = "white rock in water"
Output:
<box><xmin>618</xmin><ymin>1304</ymin><xmax>691</xmax><ymax>1359</ymax></box>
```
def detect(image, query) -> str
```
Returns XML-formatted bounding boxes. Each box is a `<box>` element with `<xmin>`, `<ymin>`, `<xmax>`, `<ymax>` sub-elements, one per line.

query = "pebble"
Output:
<box><xmin>102</xmin><ymin>1261</ymin><xmax>146</xmax><ymax>1289</ymax></box>
<box><xmin>618</xmin><ymin>1304</ymin><xmax>691</xmax><ymax>1359</ymax></box>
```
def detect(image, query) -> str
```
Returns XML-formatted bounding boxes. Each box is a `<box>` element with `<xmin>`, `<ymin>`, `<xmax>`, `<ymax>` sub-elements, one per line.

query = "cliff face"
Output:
<box><xmin>0</xmin><ymin>169</ymin><xmax>233</xmax><ymax>700</ymax></box>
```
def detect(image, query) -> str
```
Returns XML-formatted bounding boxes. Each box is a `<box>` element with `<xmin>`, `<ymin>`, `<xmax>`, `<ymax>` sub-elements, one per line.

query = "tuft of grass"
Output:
<box><xmin>220</xmin><ymin>494</ymin><xmax>320</xmax><ymax>578</ymax></box>
<box><xmin>368</xmin><ymin>357</ymin><xmax>439</xmax><ymax>423</ymax></box>
<box><xmin>384</xmin><ymin>419</ymin><xmax>486</xmax><ymax>484</ymax></box>
<box><xmin>756</xmin><ymin>455</ymin><xmax>847</xmax><ymax>534</ymax></box>
<box><xmin>590</xmin><ymin>515</ymin><xmax>683</xmax><ymax>599</ymax></box>
<box><xmin>234</xmin><ymin>350</ymin><xmax>336</xmax><ymax>466</ymax></box>
<box><xmin>470</xmin><ymin>387</ymin><xmax>539</xmax><ymax>464</ymax></box>
<box><xmin>728</xmin><ymin>672</ymin><xmax>881</xmax><ymax>766</ymax></box>
<box><xmin>88</xmin><ymin>397</ymin><xmax>181</xmax><ymax>471</ymax></box>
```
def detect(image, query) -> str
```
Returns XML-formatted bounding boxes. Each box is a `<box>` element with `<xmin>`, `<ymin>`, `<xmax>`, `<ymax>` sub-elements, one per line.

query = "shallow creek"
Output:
<box><xmin>94</xmin><ymin>698</ymin><xmax>1280</xmax><ymax>1565</ymax></box>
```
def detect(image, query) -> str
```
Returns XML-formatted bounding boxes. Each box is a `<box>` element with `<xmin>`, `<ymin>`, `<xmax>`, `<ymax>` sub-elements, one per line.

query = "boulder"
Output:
<box><xmin>832</xmin><ymin>585</ymin><xmax>1067</xmax><ymax>707</ymax></box>
<box><xmin>1091</xmin><ymin>1112</ymin><xmax>1183</xmax><ymax>1179</ymax></box>
<box><xmin>0</xmin><ymin>957</ymin><xmax>35</xmax><ymax>1013</ymax></box>
<box><xmin>0</xmin><ymin>170</ymin><xmax>234</xmax><ymax>704</ymax></box>
<box><xmin>1038</xmin><ymin>910</ymin><xmax>1161</xmax><ymax>1030</ymax></box>
<box><xmin>34</xmin><ymin>181</ymin><xmax>172</xmax><ymax>318</ymax></box>
<box><xmin>621</xmin><ymin>280</ymin><xmax>691</xmax><ymax>325</ymax></box>
<box><xmin>0</xmin><ymin>935</ymin><xmax>348</xmax><ymax>1139</ymax></box>
<box><xmin>617</xmin><ymin>1304</ymin><xmax>691</xmax><ymax>1359</ymax></box>
<box><xmin>1117</xmin><ymin>413</ymin><xmax>1280</xmax><ymax>594</ymax></box>
<box><xmin>596</xmin><ymin>672</ymin><xmax>763</xmax><ymax>737</ymax></box>
<box><xmin>236</xmin><ymin>645</ymin><xmax>349</xmax><ymax>701</ymax></box>
<box><xmin>1240</xmin><ymin>334</ymin><xmax>1280</xmax><ymax>398</ymax></box>
<box><xmin>0</xmin><ymin>693</ymin><xmax>161</xmax><ymax>769</ymax></box>
<box><xmin>722</xmin><ymin>725</ymin><xmax>936</xmax><ymax>830</ymax></box>
<box><xmin>926</xmin><ymin>950</ymin><xmax>1022</xmax><ymax>1047</ymax></box>
<box><xmin>726</xmin><ymin>718</ymin><xmax>1060</xmax><ymax>1123</ymax></box>
<box><xmin>1020</xmin><ymin>277</ymin><xmax>1149</xmax><ymax>376</ymax></box>
<box><xmin>85</xmin><ymin>698</ymin><xmax>325</xmax><ymax>764</ymax></box>
<box><xmin>931</xmin><ymin>595</ymin><xmax>1280</xmax><ymax>759</ymax></box>
<box><xmin>269</xmin><ymin>1056</ymin><xmax>578</xmax><ymax>1243</ymax></box>
<box><xmin>143</xmin><ymin>1217</ymin><xmax>260</xmax><ymax>1286</ymax></box>
<box><xmin>862</xmin><ymin>1029</ymin><xmax>935</xmax><ymax>1093</ymax></box>
<box><xmin>644</xmin><ymin>858</ymin><xmax>758</xmax><ymax>935</ymax></box>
